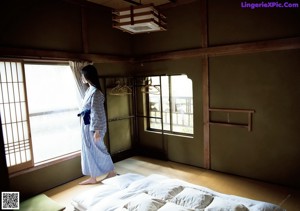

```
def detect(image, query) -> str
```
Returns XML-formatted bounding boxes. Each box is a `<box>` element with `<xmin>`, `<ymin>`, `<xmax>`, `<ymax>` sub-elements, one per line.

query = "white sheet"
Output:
<box><xmin>72</xmin><ymin>173</ymin><xmax>285</xmax><ymax>211</ymax></box>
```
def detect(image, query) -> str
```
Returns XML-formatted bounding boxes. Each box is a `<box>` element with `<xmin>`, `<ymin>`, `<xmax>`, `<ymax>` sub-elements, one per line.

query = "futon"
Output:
<box><xmin>71</xmin><ymin>173</ymin><xmax>285</xmax><ymax>211</ymax></box>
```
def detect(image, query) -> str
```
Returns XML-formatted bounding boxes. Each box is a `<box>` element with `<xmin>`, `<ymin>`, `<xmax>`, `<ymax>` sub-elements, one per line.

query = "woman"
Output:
<box><xmin>78</xmin><ymin>65</ymin><xmax>116</xmax><ymax>185</ymax></box>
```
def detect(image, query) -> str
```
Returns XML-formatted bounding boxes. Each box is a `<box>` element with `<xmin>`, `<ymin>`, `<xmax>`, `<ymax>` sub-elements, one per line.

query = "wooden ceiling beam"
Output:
<box><xmin>135</xmin><ymin>37</ymin><xmax>300</xmax><ymax>63</ymax></box>
<box><xmin>0</xmin><ymin>47</ymin><xmax>133</xmax><ymax>63</ymax></box>
<box><xmin>158</xmin><ymin>0</ymin><xmax>197</xmax><ymax>10</ymax></box>
<box><xmin>1</xmin><ymin>37</ymin><xmax>299</xmax><ymax>63</ymax></box>
<box><xmin>123</xmin><ymin>0</ymin><xmax>142</xmax><ymax>6</ymax></box>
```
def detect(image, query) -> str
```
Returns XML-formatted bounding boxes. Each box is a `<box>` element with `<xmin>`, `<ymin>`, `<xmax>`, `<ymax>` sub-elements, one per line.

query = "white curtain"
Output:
<box><xmin>69</xmin><ymin>61</ymin><xmax>92</xmax><ymax>99</ymax></box>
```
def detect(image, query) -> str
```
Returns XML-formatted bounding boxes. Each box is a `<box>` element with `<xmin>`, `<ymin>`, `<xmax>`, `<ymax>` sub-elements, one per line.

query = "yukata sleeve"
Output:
<box><xmin>90</xmin><ymin>91</ymin><xmax>107</xmax><ymax>135</ymax></box>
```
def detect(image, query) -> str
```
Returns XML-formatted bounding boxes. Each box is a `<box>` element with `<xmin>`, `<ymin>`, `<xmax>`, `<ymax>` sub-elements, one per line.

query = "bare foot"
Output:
<box><xmin>106</xmin><ymin>171</ymin><xmax>117</xmax><ymax>179</ymax></box>
<box><xmin>99</xmin><ymin>171</ymin><xmax>117</xmax><ymax>182</ymax></box>
<box><xmin>79</xmin><ymin>177</ymin><xmax>97</xmax><ymax>185</ymax></box>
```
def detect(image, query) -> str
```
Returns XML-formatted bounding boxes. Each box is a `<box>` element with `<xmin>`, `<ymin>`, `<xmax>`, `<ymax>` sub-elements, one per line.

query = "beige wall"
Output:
<box><xmin>0</xmin><ymin>0</ymin><xmax>131</xmax><ymax>55</ymax></box>
<box><xmin>209</xmin><ymin>50</ymin><xmax>300</xmax><ymax>187</ymax></box>
<box><xmin>208</xmin><ymin>0</ymin><xmax>299</xmax><ymax>45</ymax></box>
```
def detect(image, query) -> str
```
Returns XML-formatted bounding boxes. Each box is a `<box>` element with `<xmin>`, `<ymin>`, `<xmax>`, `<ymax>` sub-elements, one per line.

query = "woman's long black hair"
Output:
<box><xmin>81</xmin><ymin>65</ymin><xmax>102</xmax><ymax>91</ymax></box>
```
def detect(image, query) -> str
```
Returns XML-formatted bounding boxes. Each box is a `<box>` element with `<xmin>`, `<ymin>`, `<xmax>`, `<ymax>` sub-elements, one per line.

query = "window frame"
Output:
<box><xmin>146</xmin><ymin>75</ymin><xmax>194</xmax><ymax>137</ymax></box>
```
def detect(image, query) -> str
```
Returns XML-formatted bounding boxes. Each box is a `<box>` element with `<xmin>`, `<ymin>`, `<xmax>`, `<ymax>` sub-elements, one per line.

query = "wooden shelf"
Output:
<box><xmin>209</xmin><ymin>108</ymin><xmax>255</xmax><ymax>131</ymax></box>
<box><xmin>108</xmin><ymin>115</ymin><xmax>135</xmax><ymax>122</ymax></box>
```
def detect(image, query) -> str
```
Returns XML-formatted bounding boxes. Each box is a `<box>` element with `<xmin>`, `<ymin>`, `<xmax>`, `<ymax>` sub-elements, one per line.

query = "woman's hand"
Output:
<box><xmin>94</xmin><ymin>130</ymin><xmax>101</xmax><ymax>142</ymax></box>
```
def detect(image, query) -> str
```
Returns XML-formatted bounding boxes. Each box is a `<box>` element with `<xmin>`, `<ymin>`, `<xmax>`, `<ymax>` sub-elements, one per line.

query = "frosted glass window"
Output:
<box><xmin>25</xmin><ymin>64</ymin><xmax>81</xmax><ymax>163</ymax></box>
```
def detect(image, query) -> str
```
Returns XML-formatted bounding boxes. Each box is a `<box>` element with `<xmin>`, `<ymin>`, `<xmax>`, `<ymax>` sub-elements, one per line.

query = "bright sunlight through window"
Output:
<box><xmin>25</xmin><ymin>64</ymin><xmax>81</xmax><ymax>163</ymax></box>
<box><xmin>149</xmin><ymin>75</ymin><xmax>193</xmax><ymax>135</ymax></box>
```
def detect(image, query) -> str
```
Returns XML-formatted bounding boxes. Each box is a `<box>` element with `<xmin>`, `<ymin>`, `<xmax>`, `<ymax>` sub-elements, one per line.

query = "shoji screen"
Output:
<box><xmin>0</xmin><ymin>60</ymin><xmax>33</xmax><ymax>173</ymax></box>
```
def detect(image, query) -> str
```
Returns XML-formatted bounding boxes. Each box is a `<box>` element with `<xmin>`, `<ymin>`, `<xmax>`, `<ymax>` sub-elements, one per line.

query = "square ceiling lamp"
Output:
<box><xmin>112</xmin><ymin>4</ymin><xmax>167</xmax><ymax>34</ymax></box>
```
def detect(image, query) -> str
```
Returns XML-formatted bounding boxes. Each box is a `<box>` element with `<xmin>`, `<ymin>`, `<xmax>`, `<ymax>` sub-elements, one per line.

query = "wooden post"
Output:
<box><xmin>200</xmin><ymin>0</ymin><xmax>210</xmax><ymax>169</ymax></box>
<box><xmin>202</xmin><ymin>55</ymin><xmax>210</xmax><ymax>169</ymax></box>
<box><xmin>81</xmin><ymin>6</ymin><xmax>89</xmax><ymax>54</ymax></box>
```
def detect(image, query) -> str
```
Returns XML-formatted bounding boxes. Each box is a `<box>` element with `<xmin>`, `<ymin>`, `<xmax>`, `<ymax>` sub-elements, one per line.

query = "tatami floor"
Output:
<box><xmin>45</xmin><ymin>156</ymin><xmax>300</xmax><ymax>211</ymax></box>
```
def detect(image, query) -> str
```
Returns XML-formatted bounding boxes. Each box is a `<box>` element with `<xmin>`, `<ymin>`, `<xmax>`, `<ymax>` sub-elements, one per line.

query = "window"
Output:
<box><xmin>0</xmin><ymin>60</ymin><xmax>81</xmax><ymax>173</ymax></box>
<box><xmin>148</xmin><ymin>75</ymin><xmax>193</xmax><ymax>135</ymax></box>
<box><xmin>25</xmin><ymin>63</ymin><xmax>81</xmax><ymax>163</ymax></box>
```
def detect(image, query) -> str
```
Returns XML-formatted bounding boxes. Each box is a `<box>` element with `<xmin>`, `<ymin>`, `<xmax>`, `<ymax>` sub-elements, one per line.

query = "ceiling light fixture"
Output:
<box><xmin>112</xmin><ymin>3</ymin><xmax>167</xmax><ymax>34</ymax></box>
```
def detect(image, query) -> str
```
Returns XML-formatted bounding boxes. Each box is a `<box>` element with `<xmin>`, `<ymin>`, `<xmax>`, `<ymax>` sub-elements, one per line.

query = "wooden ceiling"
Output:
<box><xmin>86</xmin><ymin>0</ymin><xmax>173</xmax><ymax>9</ymax></box>
<box><xmin>87</xmin><ymin>0</ymin><xmax>201</xmax><ymax>10</ymax></box>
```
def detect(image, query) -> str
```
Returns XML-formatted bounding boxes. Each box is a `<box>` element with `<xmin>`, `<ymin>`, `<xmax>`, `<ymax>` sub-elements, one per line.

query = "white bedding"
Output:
<box><xmin>72</xmin><ymin>173</ymin><xmax>285</xmax><ymax>211</ymax></box>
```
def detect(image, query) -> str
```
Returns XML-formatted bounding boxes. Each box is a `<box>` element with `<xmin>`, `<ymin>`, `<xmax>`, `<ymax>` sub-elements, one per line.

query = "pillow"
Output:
<box><xmin>127</xmin><ymin>174</ymin><xmax>169</xmax><ymax>191</ymax></box>
<box><xmin>146</xmin><ymin>180</ymin><xmax>184</xmax><ymax>201</ymax></box>
<box><xmin>205</xmin><ymin>197</ymin><xmax>249</xmax><ymax>211</ymax></box>
<box><xmin>158</xmin><ymin>202</ymin><xmax>194</xmax><ymax>211</ymax></box>
<box><xmin>124</xmin><ymin>193</ymin><xmax>165</xmax><ymax>211</ymax></box>
<box><xmin>89</xmin><ymin>189</ymin><xmax>141</xmax><ymax>211</ymax></box>
<box><xmin>115</xmin><ymin>208</ymin><xmax>128</xmax><ymax>211</ymax></box>
<box><xmin>102</xmin><ymin>173</ymin><xmax>145</xmax><ymax>189</ymax></box>
<box><xmin>72</xmin><ymin>185</ymin><xmax>120</xmax><ymax>210</ymax></box>
<box><xmin>249</xmin><ymin>202</ymin><xmax>285</xmax><ymax>211</ymax></box>
<box><xmin>170</xmin><ymin>187</ymin><xmax>214</xmax><ymax>209</ymax></box>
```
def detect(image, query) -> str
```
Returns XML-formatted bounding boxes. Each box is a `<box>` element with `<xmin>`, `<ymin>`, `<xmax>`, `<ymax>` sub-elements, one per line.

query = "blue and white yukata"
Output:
<box><xmin>80</xmin><ymin>86</ymin><xmax>114</xmax><ymax>177</ymax></box>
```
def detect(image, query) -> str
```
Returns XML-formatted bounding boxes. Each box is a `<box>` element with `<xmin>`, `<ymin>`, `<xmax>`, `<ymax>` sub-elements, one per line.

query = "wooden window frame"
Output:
<box><xmin>0</xmin><ymin>60</ymin><xmax>34</xmax><ymax>174</ymax></box>
<box><xmin>147</xmin><ymin>75</ymin><xmax>194</xmax><ymax>136</ymax></box>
